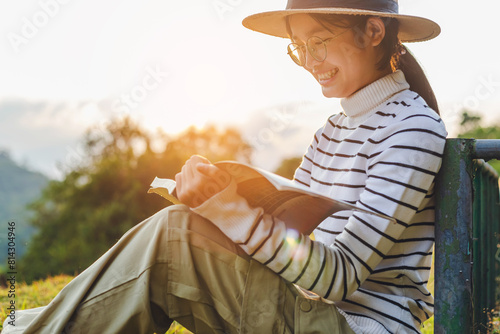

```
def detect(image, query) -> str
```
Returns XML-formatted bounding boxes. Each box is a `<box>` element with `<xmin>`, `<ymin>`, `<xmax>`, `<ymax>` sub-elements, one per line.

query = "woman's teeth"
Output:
<box><xmin>317</xmin><ymin>69</ymin><xmax>338</xmax><ymax>81</ymax></box>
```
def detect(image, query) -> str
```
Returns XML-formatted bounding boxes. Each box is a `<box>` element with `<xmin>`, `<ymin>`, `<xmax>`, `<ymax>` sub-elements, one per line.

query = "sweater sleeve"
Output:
<box><xmin>192</xmin><ymin>115</ymin><xmax>447</xmax><ymax>302</ymax></box>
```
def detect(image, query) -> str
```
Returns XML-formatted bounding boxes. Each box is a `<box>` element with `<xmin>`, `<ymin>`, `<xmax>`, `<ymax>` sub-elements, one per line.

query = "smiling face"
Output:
<box><xmin>288</xmin><ymin>14</ymin><xmax>392</xmax><ymax>98</ymax></box>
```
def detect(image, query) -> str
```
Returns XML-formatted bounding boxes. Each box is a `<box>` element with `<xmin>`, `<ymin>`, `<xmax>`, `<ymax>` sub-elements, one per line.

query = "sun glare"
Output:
<box><xmin>182</xmin><ymin>64</ymin><xmax>228</xmax><ymax>108</ymax></box>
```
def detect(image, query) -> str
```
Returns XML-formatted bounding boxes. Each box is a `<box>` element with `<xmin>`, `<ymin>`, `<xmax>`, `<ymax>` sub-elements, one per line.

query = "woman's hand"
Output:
<box><xmin>175</xmin><ymin>155</ymin><xmax>232</xmax><ymax>208</ymax></box>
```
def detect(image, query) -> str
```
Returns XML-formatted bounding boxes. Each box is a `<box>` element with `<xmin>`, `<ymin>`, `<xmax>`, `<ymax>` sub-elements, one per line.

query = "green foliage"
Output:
<box><xmin>0</xmin><ymin>275</ymin><xmax>192</xmax><ymax>333</ymax></box>
<box><xmin>19</xmin><ymin>117</ymin><xmax>251</xmax><ymax>282</ymax></box>
<box><xmin>274</xmin><ymin>156</ymin><xmax>303</xmax><ymax>180</ymax></box>
<box><xmin>457</xmin><ymin>110</ymin><xmax>500</xmax><ymax>174</ymax></box>
<box><xmin>459</xmin><ymin>110</ymin><xmax>482</xmax><ymax>132</ymax></box>
<box><xmin>0</xmin><ymin>275</ymin><xmax>73</xmax><ymax>331</ymax></box>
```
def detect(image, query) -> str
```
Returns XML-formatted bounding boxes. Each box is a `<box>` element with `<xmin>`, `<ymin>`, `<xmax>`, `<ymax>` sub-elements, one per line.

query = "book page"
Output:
<box><xmin>147</xmin><ymin>177</ymin><xmax>181</xmax><ymax>204</ymax></box>
<box><xmin>236</xmin><ymin>177</ymin><xmax>357</xmax><ymax>234</ymax></box>
<box><xmin>148</xmin><ymin>161</ymin><xmax>394</xmax><ymax>234</ymax></box>
<box><xmin>216</xmin><ymin>161</ymin><xmax>309</xmax><ymax>192</ymax></box>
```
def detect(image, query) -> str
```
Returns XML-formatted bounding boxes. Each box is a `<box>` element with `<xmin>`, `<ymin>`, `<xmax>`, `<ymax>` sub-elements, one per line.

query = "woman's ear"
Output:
<box><xmin>365</xmin><ymin>17</ymin><xmax>386</xmax><ymax>47</ymax></box>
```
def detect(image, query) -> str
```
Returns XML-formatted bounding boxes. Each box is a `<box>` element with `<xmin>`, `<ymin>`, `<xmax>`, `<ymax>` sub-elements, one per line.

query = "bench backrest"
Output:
<box><xmin>434</xmin><ymin>138</ymin><xmax>500</xmax><ymax>333</ymax></box>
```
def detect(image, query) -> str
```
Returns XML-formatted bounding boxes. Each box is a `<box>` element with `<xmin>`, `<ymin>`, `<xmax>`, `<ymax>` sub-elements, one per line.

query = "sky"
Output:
<box><xmin>0</xmin><ymin>0</ymin><xmax>499</xmax><ymax>179</ymax></box>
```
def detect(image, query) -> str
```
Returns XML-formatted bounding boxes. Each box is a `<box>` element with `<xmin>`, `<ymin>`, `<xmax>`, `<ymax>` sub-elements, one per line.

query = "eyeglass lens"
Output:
<box><xmin>287</xmin><ymin>36</ymin><xmax>327</xmax><ymax>66</ymax></box>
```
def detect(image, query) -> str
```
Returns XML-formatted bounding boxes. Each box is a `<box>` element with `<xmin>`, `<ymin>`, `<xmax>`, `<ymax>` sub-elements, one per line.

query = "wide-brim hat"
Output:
<box><xmin>242</xmin><ymin>0</ymin><xmax>440</xmax><ymax>43</ymax></box>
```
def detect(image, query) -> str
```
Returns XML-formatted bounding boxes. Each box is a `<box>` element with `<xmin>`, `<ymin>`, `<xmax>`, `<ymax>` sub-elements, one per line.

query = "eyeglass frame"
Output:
<box><xmin>287</xmin><ymin>27</ymin><xmax>353</xmax><ymax>67</ymax></box>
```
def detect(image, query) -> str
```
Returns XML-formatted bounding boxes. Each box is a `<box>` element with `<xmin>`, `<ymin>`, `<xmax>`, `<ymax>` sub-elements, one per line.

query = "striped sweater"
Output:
<box><xmin>193</xmin><ymin>70</ymin><xmax>448</xmax><ymax>334</ymax></box>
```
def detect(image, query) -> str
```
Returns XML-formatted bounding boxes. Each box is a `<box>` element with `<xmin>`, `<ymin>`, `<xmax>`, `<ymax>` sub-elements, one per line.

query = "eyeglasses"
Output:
<box><xmin>287</xmin><ymin>28</ymin><xmax>351</xmax><ymax>67</ymax></box>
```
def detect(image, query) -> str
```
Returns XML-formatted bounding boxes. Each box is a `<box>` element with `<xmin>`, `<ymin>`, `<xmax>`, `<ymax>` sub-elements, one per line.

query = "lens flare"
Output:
<box><xmin>285</xmin><ymin>229</ymin><xmax>309</xmax><ymax>261</ymax></box>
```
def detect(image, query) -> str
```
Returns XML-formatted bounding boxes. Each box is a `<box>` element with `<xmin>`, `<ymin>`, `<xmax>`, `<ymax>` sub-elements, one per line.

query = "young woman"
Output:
<box><xmin>4</xmin><ymin>1</ymin><xmax>447</xmax><ymax>333</ymax></box>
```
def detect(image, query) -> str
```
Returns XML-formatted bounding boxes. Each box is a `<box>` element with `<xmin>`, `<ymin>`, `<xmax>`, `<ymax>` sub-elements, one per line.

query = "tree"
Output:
<box><xmin>19</xmin><ymin>117</ymin><xmax>251</xmax><ymax>282</ymax></box>
<box><xmin>457</xmin><ymin>110</ymin><xmax>500</xmax><ymax>174</ymax></box>
<box><xmin>274</xmin><ymin>157</ymin><xmax>303</xmax><ymax>180</ymax></box>
<box><xmin>459</xmin><ymin>110</ymin><xmax>482</xmax><ymax>133</ymax></box>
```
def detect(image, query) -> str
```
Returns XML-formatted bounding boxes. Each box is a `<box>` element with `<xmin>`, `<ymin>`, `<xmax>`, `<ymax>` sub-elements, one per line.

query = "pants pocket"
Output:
<box><xmin>239</xmin><ymin>259</ymin><xmax>291</xmax><ymax>334</ymax></box>
<box><xmin>294</xmin><ymin>293</ymin><xmax>355</xmax><ymax>334</ymax></box>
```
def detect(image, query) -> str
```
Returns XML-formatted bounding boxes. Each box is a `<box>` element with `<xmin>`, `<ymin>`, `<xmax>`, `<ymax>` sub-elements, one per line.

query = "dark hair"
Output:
<box><xmin>287</xmin><ymin>14</ymin><xmax>440</xmax><ymax>114</ymax></box>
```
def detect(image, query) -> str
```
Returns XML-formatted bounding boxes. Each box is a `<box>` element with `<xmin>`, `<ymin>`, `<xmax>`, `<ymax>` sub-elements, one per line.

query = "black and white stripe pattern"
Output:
<box><xmin>290</xmin><ymin>72</ymin><xmax>447</xmax><ymax>333</ymax></box>
<box><xmin>193</xmin><ymin>71</ymin><xmax>447</xmax><ymax>334</ymax></box>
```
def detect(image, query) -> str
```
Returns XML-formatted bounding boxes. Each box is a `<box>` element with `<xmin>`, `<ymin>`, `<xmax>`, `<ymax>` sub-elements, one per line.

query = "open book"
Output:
<box><xmin>148</xmin><ymin>161</ymin><xmax>392</xmax><ymax>235</ymax></box>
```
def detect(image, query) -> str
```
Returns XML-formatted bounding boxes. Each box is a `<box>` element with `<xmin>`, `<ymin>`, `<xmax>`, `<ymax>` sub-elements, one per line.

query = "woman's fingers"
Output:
<box><xmin>195</xmin><ymin>163</ymin><xmax>231</xmax><ymax>199</ymax></box>
<box><xmin>196</xmin><ymin>163</ymin><xmax>231</xmax><ymax>189</ymax></box>
<box><xmin>175</xmin><ymin>155</ymin><xmax>231</xmax><ymax>207</ymax></box>
<box><xmin>188</xmin><ymin>155</ymin><xmax>211</xmax><ymax>166</ymax></box>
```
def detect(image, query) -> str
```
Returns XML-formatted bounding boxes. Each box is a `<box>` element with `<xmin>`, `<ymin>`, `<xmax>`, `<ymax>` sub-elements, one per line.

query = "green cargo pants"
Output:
<box><xmin>2</xmin><ymin>205</ymin><xmax>354</xmax><ymax>334</ymax></box>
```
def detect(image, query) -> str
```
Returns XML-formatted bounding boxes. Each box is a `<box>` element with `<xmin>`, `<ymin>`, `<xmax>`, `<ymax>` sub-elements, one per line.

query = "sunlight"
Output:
<box><xmin>182</xmin><ymin>63</ymin><xmax>228</xmax><ymax>108</ymax></box>
<box><xmin>285</xmin><ymin>229</ymin><xmax>311</xmax><ymax>261</ymax></box>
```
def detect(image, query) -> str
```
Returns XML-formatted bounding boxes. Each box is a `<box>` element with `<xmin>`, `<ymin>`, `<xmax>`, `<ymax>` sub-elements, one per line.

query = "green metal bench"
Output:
<box><xmin>435</xmin><ymin>139</ymin><xmax>500</xmax><ymax>333</ymax></box>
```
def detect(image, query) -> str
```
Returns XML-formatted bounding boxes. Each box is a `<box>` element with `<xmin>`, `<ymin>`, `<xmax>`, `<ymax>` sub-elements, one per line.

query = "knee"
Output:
<box><xmin>148</xmin><ymin>204</ymin><xmax>205</xmax><ymax>233</ymax></box>
<box><xmin>151</xmin><ymin>204</ymin><xmax>223</xmax><ymax>238</ymax></box>
<box><xmin>146</xmin><ymin>204</ymin><xmax>189</xmax><ymax>229</ymax></box>
<box><xmin>154</xmin><ymin>204</ymin><xmax>191</xmax><ymax>217</ymax></box>
<box><xmin>149</xmin><ymin>204</ymin><xmax>246</xmax><ymax>259</ymax></box>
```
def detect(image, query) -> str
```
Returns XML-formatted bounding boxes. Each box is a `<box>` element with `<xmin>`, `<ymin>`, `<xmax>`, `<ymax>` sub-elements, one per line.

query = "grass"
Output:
<box><xmin>0</xmin><ymin>275</ymin><xmax>192</xmax><ymax>333</ymax></box>
<box><xmin>421</xmin><ymin>263</ymin><xmax>435</xmax><ymax>334</ymax></box>
<box><xmin>1</xmin><ymin>270</ymin><xmax>496</xmax><ymax>333</ymax></box>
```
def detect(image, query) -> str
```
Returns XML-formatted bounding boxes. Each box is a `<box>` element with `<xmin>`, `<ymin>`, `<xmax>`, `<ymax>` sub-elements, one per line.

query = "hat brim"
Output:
<box><xmin>242</xmin><ymin>8</ymin><xmax>440</xmax><ymax>43</ymax></box>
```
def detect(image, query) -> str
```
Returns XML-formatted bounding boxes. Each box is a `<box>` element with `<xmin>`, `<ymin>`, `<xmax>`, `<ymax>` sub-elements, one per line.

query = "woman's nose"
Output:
<box><xmin>303</xmin><ymin>49</ymin><xmax>321</xmax><ymax>71</ymax></box>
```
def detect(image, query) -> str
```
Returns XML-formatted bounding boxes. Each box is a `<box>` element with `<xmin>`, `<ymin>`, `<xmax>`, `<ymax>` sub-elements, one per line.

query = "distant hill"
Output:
<box><xmin>0</xmin><ymin>151</ymin><xmax>49</xmax><ymax>270</ymax></box>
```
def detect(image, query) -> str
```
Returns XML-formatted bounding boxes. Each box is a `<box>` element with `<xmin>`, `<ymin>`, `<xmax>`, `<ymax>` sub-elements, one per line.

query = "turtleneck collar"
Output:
<box><xmin>340</xmin><ymin>70</ymin><xmax>410</xmax><ymax>119</ymax></box>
